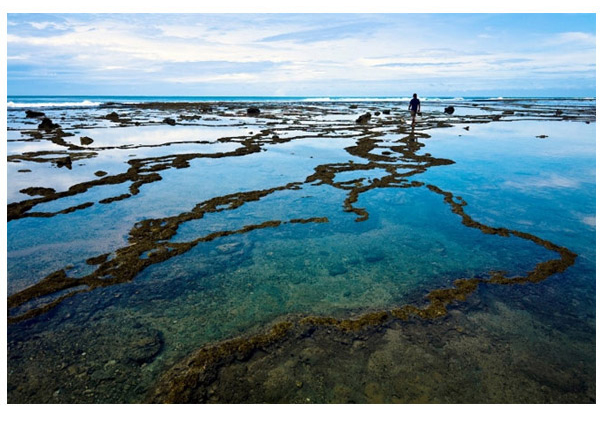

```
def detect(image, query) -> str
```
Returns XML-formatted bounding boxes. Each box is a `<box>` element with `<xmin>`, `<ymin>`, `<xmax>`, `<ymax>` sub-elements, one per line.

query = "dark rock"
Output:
<box><xmin>555</xmin><ymin>109</ymin><xmax>563</xmax><ymax>116</ymax></box>
<box><xmin>349</xmin><ymin>105</ymin><xmax>358</xmax><ymax>109</ymax></box>
<box><xmin>374</xmin><ymin>111</ymin><xmax>381</xmax><ymax>116</ymax></box>
<box><xmin>536</xmin><ymin>135</ymin><xmax>549</xmax><ymax>138</ymax></box>
<box><xmin>355</xmin><ymin>112</ymin><xmax>372</xmax><ymax>124</ymax></box>
<box><xmin>38</xmin><ymin>118</ymin><xmax>60</xmax><ymax>133</ymax></box>
<box><xmin>163</xmin><ymin>117</ymin><xmax>176</xmax><ymax>126</ymax></box>
<box><xmin>80</xmin><ymin>136</ymin><xmax>94</xmax><ymax>145</ymax></box>
<box><xmin>19</xmin><ymin>186</ymin><xmax>56</xmax><ymax>197</ymax></box>
<box><xmin>55</xmin><ymin>156</ymin><xmax>72</xmax><ymax>169</ymax></box>
<box><xmin>94</xmin><ymin>170</ymin><xmax>108</xmax><ymax>177</ymax></box>
<box><xmin>444</xmin><ymin>106</ymin><xmax>455</xmax><ymax>115</ymax></box>
<box><xmin>463</xmin><ymin>126</ymin><xmax>470</xmax><ymax>131</ymax></box>
<box><xmin>26</xmin><ymin>110</ymin><xmax>45</xmax><ymax>118</ymax></box>
<box><xmin>502</xmin><ymin>110</ymin><xmax>514</xmax><ymax>115</ymax></box>
<box><xmin>383</xmin><ymin>110</ymin><xmax>391</xmax><ymax>115</ymax></box>
<box><xmin>104</xmin><ymin>111</ymin><xmax>120</xmax><ymax>122</ymax></box>
<box><xmin>18</xmin><ymin>169</ymin><xmax>32</xmax><ymax>173</ymax></box>
<box><xmin>247</xmin><ymin>107</ymin><xmax>261</xmax><ymax>116</ymax></box>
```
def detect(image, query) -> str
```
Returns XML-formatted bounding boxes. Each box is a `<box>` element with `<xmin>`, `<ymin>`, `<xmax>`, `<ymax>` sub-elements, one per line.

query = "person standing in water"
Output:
<box><xmin>408</xmin><ymin>93</ymin><xmax>421</xmax><ymax>127</ymax></box>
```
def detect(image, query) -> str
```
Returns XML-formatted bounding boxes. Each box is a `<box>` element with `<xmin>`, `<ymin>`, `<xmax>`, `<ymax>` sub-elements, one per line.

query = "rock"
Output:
<box><xmin>216</xmin><ymin>242</ymin><xmax>242</xmax><ymax>254</ymax></box>
<box><xmin>94</xmin><ymin>170</ymin><xmax>108</xmax><ymax>177</ymax></box>
<box><xmin>374</xmin><ymin>111</ymin><xmax>381</xmax><ymax>116</ymax></box>
<box><xmin>104</xmin><ymin>111</ymin><xmax>120</xmax><ymax>122</ymax></box>
<box><xmin>555</xmin><ymin>109</ymin><xmax>563</xmax><ymax>116</ymax></box>
<box><xmin>125</xmin><ymin>330</ymin><xmax>163</xmax><ymax>364</ymax></box>
<box><xmin>355</xmin><ymin>112</ymin><xmax>372</xmax><ymax>124</ymax></box>
<box><xmin>55</xmin><ymin>156</ymin><xmax>72</xmax><ymax>169</ymax></box>
<box><xmin>38</xmin><ymin>117</ymin><xmax>60</xmax><ymax>132</ymax></box>
<box><xmin>328</xmin><ymin>264</ymin><xmax>348</xmax><ymax>276</ymax></box>
<box><xmin>383</xmin><ymin>110</ymin><xmax>391</xmax><ymax>115</ymax></box>
<box><xmin>18</xmin><ymin>169</ymin><xmax>32</xmax><ymax>173</ymax></box>
<box><xmin>80</xmin><ymin>136</ymin><xmax>94</xmax><ymax>145</ymax></box>
<box><xmin>247</xmin><ymin>107</ymin><xmax>261</xmax><ymax>116</ymax></box>
<box><xmin>502</xmin><ymin>110</ymin><xmax>514</xmax><ymax>115</ymax></box>
<box><xmin>19</xmin><ymin>187</ymin><xmax>56</xmax><ymax>197</ymax></box>
<box><xmin>349</xmin><ymin>105</ymin><xmax>358</xmax><ymax>109</ymax></box>
<box><xmin>463</xmin><ymin>126</ymin><xmax>470</xmax><ymax>131</ymax></box>
<box><xmin>163</xmin><ymin>117</ymin><xmax>176</xmax><ymax>126</ymax></box>
<box><xmin>26</xmin><ymin>110</ymin><xmax>45</xmax><ymax>118</ymax></box>
<box><xmin>536</xmin><ymin>135</ymin><xmax>549</xmax><ymax>138</ymax></box>
<box><xmin>444</xmin><ymin>106</ymin><xmax>455</xmax><ymax>115</ymax></box>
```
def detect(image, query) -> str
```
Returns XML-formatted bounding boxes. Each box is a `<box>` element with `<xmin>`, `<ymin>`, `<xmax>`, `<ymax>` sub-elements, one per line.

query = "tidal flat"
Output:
<box><xmin>6</xmin><ymin>98</ymin><xmax>596</xmax><ymax>403</ymax></box>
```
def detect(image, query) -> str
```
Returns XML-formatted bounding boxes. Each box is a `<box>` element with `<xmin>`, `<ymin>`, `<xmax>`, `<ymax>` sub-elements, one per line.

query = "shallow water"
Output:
<box><xmin>6</xmin><ymin>99</ymin><xmax>595</xmax><ymax>403</ymax></box>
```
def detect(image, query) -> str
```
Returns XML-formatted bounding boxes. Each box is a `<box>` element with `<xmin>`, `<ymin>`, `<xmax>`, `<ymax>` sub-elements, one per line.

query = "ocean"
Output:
<box><xmin>6</xmin><ymin>96</ymin><xmax>596</xmax><ymax>403</ymax></box>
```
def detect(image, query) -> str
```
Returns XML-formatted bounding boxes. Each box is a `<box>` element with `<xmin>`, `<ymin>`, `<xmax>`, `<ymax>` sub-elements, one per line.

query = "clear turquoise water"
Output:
<box><xmin>6</xmin><ymin>98</ymin><xmax>596</xmax><ymax>402</ymax></box>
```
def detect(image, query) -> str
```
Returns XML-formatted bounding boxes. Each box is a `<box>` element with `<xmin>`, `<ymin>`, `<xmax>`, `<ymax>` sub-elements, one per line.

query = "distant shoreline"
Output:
<box><xmin>6</xmin><ymin>95</ymin><xmax>596</xmax><ymax>109</ymax></box>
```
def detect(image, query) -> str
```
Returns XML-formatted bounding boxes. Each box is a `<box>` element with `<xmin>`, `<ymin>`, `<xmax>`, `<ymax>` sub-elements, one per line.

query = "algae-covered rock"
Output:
<box><xmin>355</xmin><ymin>113</ymin><xmax>372</xmax><ymax>124</ymax></box>
<box><xmin>38</xmin><ymin>117</ymin><xmax>60</xmax><ymax>132</ymax></box>
<box><xmin>80</xmin><ymin>136</ymin><xmax>94</xmax><ymax>145</ymax></box>
<box><xmin>104</xmin><ymin>111</ymin><xmax>120</xmax><ymax>122</ymax></box>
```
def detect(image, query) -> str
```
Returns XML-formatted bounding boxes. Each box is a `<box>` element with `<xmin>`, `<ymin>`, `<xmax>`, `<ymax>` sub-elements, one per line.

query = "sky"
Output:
<box><xmin>5</xmin><ymin>13</ymin><xmax>597</xmax><ymax>97</ymax></box>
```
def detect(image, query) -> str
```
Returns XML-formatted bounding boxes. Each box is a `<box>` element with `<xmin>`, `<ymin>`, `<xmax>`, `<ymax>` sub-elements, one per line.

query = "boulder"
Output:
<box><xmin>163</xmin><ymin>117</ymin><xmax>176</xmax><ymax>126</ymax></box>
<box><xmin>38</xmin><ymin>118</ymin><xmax>60</xmax><ymax>132</ymax></box>
<box><xmin>444</xmin><ymin>106</ymin><xmax>455</xmax><ymax>115</ymax></box>
<box><xmin>247</xmin><ymin>107</ymin><xmax>261</xmax><ymax>116</ymax></box>
<box><xmin>26</xmin><ymin>110</ymin><xmax>45</xmax><ymax>118</ymax></box>
<box><xmin>55</xmin><ymin>156</ymin><xmax>72</xmax><ymax>169</ymax></box>
<box><xmin>104</xmin><ymin>111</ymin><xmax>120</xmax><ymax>122</ymax></box>
<box><xmin>80</xmin><ymin>136</ymin><xmax>94</xmax><ymax>145</ymax></box>
<box><xmin>355</xmin><ymin>112</ymin><xmax>372</xmax><ymax>124</ymax></box>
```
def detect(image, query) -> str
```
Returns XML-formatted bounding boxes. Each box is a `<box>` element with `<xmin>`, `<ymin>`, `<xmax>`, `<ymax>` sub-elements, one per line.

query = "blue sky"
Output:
<box><xmin>6</xmin><ymin>13</ymin><xmax>596</xmax><ymax>97</ymax></box>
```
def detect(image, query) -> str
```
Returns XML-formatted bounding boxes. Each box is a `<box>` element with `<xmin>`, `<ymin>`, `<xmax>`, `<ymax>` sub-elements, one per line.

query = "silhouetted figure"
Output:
<box><xmin>408</xmin><ymin>93</ymin><xmax>421</xmax><ymax>127</ymax></box>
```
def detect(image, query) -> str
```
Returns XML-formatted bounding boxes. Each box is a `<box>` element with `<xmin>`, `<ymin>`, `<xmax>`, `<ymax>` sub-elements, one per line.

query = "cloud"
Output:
<box><xmin>6</xmin><ymin>13</ymin><xmax>596</xmax><ymax>96</ymax></box>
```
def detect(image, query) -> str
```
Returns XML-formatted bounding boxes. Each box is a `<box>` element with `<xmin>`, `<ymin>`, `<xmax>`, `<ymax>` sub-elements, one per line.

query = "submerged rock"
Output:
<box><xmin>444</xmin><ymin>106</ymin><xmax>455</xmax><ymax>115</ymax></box>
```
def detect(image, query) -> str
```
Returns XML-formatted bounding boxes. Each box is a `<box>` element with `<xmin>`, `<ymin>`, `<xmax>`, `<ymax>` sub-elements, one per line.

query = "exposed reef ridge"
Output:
<box><xmin>147</xmin><ymin>183</ymin><xmax>576</xmax><ymax>403</ymax></box>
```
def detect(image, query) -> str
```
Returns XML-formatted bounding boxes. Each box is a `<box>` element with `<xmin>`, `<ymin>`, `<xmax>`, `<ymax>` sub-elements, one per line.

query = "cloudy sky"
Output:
<box><xmin>6</xmin><ymin>13</ymin><xmax>596</xmax><ymax>97</ymax></box>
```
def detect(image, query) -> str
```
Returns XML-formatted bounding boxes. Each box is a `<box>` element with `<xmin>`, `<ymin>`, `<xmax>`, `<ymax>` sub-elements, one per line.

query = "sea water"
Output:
<box><xmin>5</xmin><ymin>97</ymin><xmax>596</xmax><ymax>403</ymax></box>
